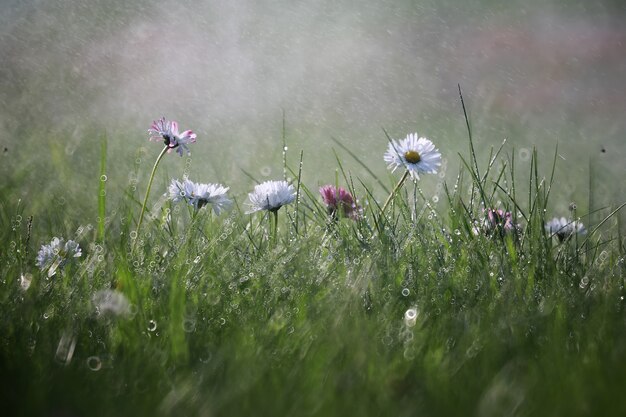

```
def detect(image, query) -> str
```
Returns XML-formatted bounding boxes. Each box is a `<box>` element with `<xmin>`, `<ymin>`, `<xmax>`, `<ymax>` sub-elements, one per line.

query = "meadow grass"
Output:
<box><xmin>0</xmin><ymin>111</ymin><xmax>625</xmax><ymax>417</ymax></box>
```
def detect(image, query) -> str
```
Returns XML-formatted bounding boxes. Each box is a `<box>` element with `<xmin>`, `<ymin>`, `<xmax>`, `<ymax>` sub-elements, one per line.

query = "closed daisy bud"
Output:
<box><xmin>319</xmin><ymin>185</ymin><xmax>360</xmax><ymax>220</ymax></box>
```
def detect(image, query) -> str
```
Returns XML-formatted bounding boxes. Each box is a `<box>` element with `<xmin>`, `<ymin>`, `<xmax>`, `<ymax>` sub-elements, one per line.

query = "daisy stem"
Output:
<box><xmin>381</xmin><ymin>170</ymin><xmax>410</xmax><ymax>214</ymax></box>
<box><xmin>132</xmin><ymin>145</ymin><xmax>169</xmax><ymax>253</ymax></box>
<box><xmin>272</xmin><ymin>210</ymin><xmax>279</xmax><ymax>245</ymax></box>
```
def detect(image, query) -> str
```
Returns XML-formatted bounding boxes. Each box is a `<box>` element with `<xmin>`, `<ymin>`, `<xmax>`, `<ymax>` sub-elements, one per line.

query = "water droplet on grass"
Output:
<box><xmin>55</xmin><ymin>330</ymin><xmax>76</xmax><ymax>366</ymax></box>
<box><xmin>404</xmin><ymin>308</ymin><xmax>418</xmax><ymax>327</ymax></box>
<box><xmin>199</xmin><ymin>352</ymin><xmax>213</xmax><ymax>363</ymax></box>
<box><xmin>87</xmin><ymin>356</ymin><xmax>102</xmax><ymax>371</ymax></box>
<box><xmin>579</xmin><ymin>276</ymin><xmax>589</xmax><ymax>289</ymax></box>
<box><xmin>183</xmin><ymin>318</ymin><xmax>196</xmax><ymax>333</ymax></box>
<box><xmin>147</xmin><ymin>320</ymin><xmax>157</xmax><ymax>332</ymax></box>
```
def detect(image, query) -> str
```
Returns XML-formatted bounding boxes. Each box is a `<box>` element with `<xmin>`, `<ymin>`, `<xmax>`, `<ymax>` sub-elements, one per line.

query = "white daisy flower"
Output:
<box><xmin>247</xmin><ymin>180</ymin><xmax>296</xmax><ymax>213</ymax></box>
<box><xmin>148</xmin><ymin>117</ymin><xmax>197</xmax><ymax>157</ymax></box>
<box><xmin>93</xmin><ymin>289</ymin><xmax>131</xmax><ymax>318</ymax></box>
<box><xmin>545</xmin><ymin>217</ymin><xmax>587</xmax><ymax>242</ymax></box>
<box><xmin>168</xmin><ymin>178</ymin><xmax>232</xmax><ymax>215</ymax></box>
<box><xmin>384</xmin><ymin>133</ymin><xmax>441</xmax><ymax>179</ymax></box>
<box><xmin>36</xmin><ymin>237</ymin><xmax>82</xmax><ymax>277</ymax></box>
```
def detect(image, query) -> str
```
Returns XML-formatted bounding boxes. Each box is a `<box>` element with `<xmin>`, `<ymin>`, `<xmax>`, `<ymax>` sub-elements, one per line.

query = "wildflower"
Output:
<box><xmin>93</xmin><ymin>289</ymin><xmax>131</xmax><ymax>318</ymax></box>
<box><xmin>135</xmin><ymin>117</ymin><xmax>197</xmax><ymax>252</ymax></box>
<box><xmin>19</xmin><ymin>273</ymin><xmax>32</xmax><ymax>291</ymax></box>
<box><xmin>545</xmin><ymin>217</ymin><xmax>587</xmax><ymax>242</ymax></box>
<box><xmin>319</xmin><ymin>185</ymin><xmax>360</xmax><ymax>220</ymax></box>
<box><xmin>169</xmin><ymin>178</ymin><xmax>232</xmax><ymax>215</ymax></box>
<box><xmin>384</xmin><ymin>133</ymin><xmax>441</xmax><ymax>180</ymax></box>
<box><xmin>148</xmin><ymin>116</ymin><xmax>197</xmax><ymax>156</ymax></box>
<box><xmin>36</xmin><ymin>237</ymin><xmax>82</xmax><ymax>277</ymax></box>
<box><xmin>477</xmin><ymin>208</ymin><xmax>520</xmax><ymax>238</ymax></box>
<box><xmin>247</xmin><ymin>180</ymin><xmax>295</xmax><ymax>213</ymax></box>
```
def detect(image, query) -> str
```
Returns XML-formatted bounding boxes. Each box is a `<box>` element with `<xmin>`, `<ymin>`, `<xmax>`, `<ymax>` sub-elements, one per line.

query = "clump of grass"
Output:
<box><xmin>0</xmin><ymin>100</ymin><xmax>625</xmax><ymax>417</ymax></box>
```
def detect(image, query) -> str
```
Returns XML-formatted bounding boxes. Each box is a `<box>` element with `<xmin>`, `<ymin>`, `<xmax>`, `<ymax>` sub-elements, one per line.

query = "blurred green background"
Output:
<box><xmin>1</xmin><ymin>0</ymin><xmax>625</xmax><ymax>222</ymax></box>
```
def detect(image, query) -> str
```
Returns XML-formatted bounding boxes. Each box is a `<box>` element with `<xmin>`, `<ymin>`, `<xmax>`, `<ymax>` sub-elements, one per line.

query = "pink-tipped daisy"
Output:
<box><xmin>481</xmin><ymin>208</ymin><xmax>519</xmax><ymax>237</ymax></box>
<box><xmin>319</xmin><ymin>185</ymin><xmax>360</xmax><ymax>220</ymax></box>
<box><xmin>148</xmin><ymin>117</ymin><xmax>197</xmax><ymax>157</ymax></box>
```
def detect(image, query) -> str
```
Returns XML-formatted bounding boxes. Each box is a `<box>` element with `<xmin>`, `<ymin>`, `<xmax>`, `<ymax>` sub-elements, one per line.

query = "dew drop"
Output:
<box><xmin>147</xmin><ymin>320</ymin><xmax>157</xmax><ymax>332</ymax></box>
<box><xmin>54</xmin><ymin>331</ymin><xmax>76</xmax><ymax>366</ymax></box>
<box><xmin>518</xmin><ymin>148</ymin><xmax>530</xmax><ymax>161</ymax></box>
<box><xmin>183</xmin><ymin>319</ymin><xmax>196</xmax><ymax>333</ymax></box>
<box><xmin>579</xmin><ymin>276</ymin><xmax>589</xmax><ymax>289</ymax></box>
<box><xmin>87</xmin><ymin>356</ymin><xmax>102</xmax><ymax>371</ymax></box>
<box><xmin>404</xmin><ymin>307</ymin><xmax>418</xmax><ymax>327</ymax></box>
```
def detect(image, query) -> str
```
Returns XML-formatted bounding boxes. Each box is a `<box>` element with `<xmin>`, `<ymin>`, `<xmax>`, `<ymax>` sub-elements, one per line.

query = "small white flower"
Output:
<box><xmin>545</xmin><ymin>217</ymin><xmax>587</xmax><ymax>242</ymax></box>
<box><xmin>247</xmin><ymin>180</ymin><xmax>296</xmax><ymax>213</ymax></box>
<box><xmin>93</xmin><ymin>289</ymin><xmax>131</xmax><ymax>318</ymax></box>
<box><xmin>148</xmin><ymin>117</ymin><xmax>197</xmax><ymax>157</ymax></box>
<box><xmin>19</xmin><ymin>273</ymin><xmax>32</xmax><ymax>291</ymax></box>
<box><xmin>168</xmin><ymin>178</ymin><xmax>232</xmax><ymax>215</ymax></box>
<box><xmin>384</xmin><ymin>133</ymin><xmax>441</xmax><ymax>179</ymax></box>
<box><xmin>36</xmin><ymin>237</ymin><xmax>82</xmax><ymax>277</ymax></box>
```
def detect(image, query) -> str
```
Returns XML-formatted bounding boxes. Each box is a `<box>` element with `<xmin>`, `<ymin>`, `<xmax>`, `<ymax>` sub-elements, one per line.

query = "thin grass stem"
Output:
<box><xmin>381</xmin><ymin>170</ymin><xmax>410</xmax><ymax>214</ymax></box>
<box><xmin>132</xmin><ymin>145</ymin><xmax>169</xmax><ymax>253</ymax></box>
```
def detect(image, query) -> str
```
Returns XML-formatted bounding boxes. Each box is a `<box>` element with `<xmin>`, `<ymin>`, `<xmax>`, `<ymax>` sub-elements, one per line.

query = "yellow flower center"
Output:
<box><xmin>404</xmin><ymin>150</ymin><xmax>421</xmax><ymax>164</ymax></box>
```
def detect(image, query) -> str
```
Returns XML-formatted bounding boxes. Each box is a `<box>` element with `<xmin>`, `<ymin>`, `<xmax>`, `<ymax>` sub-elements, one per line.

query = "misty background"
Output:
<box><xmin>1</xmin><ymin>0</ymin><xmax>625</xmax><ymax>222</ymax></box>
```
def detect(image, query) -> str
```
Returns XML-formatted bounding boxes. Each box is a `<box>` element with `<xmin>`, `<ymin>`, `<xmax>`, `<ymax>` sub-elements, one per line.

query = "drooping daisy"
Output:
<box><xmin>247</xmin><ymin>180</ymin><xmax>296</xmax><ymax>213</ymax></box>
<box><xmin>36</xmin><ymin>237</ymin><xmax>82</xmax><ymax>277</ymax></box>
<box><xmin>384</xmin><ymin>133</ymin><xmax>441</xmax><ymax>180</ymax></box>
<box><xmin>545</xmin><ymin>217</ymin><xmax>587</xmax><ymax>242</ymax></box>
<box><xmin>148</xmin><ymin>116</ymin><xmax>197</xmax><ymax>157</ymax></box>
<box><xmin>319</xmin><ymin>185</ymin><xmax>360</xmax><ymax>220</ymax></box>
<box><xmin>168</xmin><ymin>178</ymin><xmax>232</xmax><ymax>215</ymax></box>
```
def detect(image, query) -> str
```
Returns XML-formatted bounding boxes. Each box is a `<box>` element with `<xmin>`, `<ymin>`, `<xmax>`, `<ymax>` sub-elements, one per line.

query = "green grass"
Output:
<box><xmin>1</xmin><ymin>114</ymin><xmax>625</xmax><ymax>417</ymax></box>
